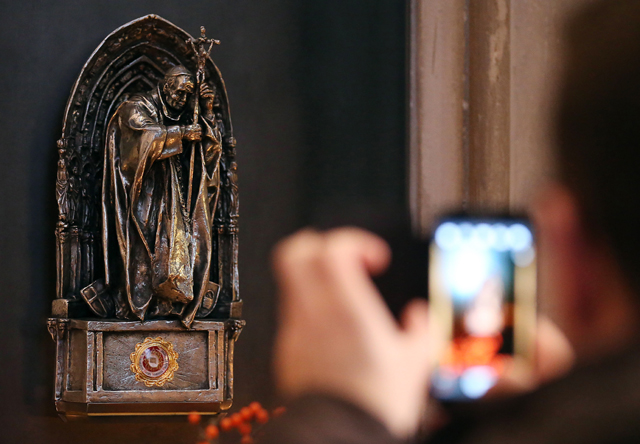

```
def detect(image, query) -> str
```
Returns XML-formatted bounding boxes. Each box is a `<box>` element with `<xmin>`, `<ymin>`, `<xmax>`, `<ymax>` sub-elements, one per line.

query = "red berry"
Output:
<box><xmin>238</xmin><ymin>422</ymin><xmax>252</xmax><ymax>436</ymax></box>
<box><xmin>188</xmin><ymin>411</ymin><xmax>201</xmax><ymax>425</ymax></box>
<box><xmin>205</xmin><ymin>424</ymin><xmax>220</xmax><ymax>439</ymax></box>
<box><xmin>240</xmin><ymin>406</ymin><xmax>253</xmax><ymax>421</ymax></box>
<box><xmin>272</xmin><ymin>406</ymin><xmax>286</xmax><ymax>418</ymax></box>
<box><xmin>240</xmin><ymin>435</ymin><xmax>254</xmax><ymax>444</ymax></box>
<box><xmin>230</xmin><ymin>413</ymin><xmax>243</xmax><ymax>427</ymax></box>
<box><xmin>255</xmin><ymin>408</ymin><xmax>269</xmax><ymax>424</ymax></box>
<box><xmin>248</xmin><ymin>401</ymin><xmax>262</xmax><ymax>414</ymax></box>
<box><xmin>219</xmin><ymin>417</ymin><xmax>233</xmax><ymax>431</ymax></box>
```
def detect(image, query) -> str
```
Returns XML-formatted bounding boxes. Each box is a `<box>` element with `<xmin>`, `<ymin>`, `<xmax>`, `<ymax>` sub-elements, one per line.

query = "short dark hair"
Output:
<box><xmin>558</xmin><ymin>0</ymin><xmax>640</xmax><ymax>297</ymax></box>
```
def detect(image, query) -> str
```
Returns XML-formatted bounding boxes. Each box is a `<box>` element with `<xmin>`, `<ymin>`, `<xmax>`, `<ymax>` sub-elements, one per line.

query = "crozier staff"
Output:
<box><xmin>187</xmin><ymin>26</ymin><xmax>220</xmax><ymax>211</ymax></box>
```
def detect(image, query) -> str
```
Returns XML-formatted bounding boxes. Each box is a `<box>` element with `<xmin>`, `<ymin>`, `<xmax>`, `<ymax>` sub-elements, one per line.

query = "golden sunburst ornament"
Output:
<box><xmin>130</xmin><ymin>337</ymin><xmax>179</xmax><ymax>387</ymax></box>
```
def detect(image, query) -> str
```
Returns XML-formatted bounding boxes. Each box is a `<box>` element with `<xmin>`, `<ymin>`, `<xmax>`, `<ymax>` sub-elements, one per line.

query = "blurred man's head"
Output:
<box><xmin>536</xmin><ymin>0</ymin><xmax>640</xmax><ymax>361</ymax></box>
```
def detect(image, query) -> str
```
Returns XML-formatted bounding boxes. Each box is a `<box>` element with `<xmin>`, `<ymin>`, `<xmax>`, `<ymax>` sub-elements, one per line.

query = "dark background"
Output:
<box><xmin>0</xmin><ymin>0</ymin><xmax>407</xmax><ymax>442</ymax></box>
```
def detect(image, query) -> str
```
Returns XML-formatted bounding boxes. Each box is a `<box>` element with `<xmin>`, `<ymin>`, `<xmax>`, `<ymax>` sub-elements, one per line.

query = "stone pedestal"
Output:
<box><xmin>47</xmin><ymin>318</ymin><xmax>244</xmax><ymax>418</ymax></box>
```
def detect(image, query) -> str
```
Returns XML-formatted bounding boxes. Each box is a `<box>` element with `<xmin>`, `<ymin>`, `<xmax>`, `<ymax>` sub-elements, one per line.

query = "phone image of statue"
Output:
<box><xmin>429</xmin><ymin>219</ymin><xmax>537</xmax><ymax>401</ymax></box>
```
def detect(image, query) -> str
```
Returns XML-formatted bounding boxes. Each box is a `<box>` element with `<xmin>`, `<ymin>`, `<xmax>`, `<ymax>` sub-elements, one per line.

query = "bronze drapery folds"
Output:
<box><xmin>49</xmin><ymin>15</ymin><xmax>243</xmax><ymax>418</ymax></box>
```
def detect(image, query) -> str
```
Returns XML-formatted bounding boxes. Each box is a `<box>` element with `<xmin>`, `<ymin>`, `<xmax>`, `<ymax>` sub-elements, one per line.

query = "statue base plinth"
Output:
<box><xmin>47</xmin><ymin>318</ymin><xmax>245</xmax><ymax>419</ymax></box>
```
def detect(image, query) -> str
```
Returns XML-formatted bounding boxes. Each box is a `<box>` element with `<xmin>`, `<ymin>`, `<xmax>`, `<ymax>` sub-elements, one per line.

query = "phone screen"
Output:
<box><xmin>429</xmin><ymin>217</ymin><xmax>536</xmax><ymax>401</ymax></box>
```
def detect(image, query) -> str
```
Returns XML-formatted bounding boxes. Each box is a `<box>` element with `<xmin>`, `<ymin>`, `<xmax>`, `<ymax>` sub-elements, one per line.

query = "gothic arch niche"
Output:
<box><xmin>49</xmin><ymin>15</ymin><xmax>243</xmax><ymax>418</ymax></box>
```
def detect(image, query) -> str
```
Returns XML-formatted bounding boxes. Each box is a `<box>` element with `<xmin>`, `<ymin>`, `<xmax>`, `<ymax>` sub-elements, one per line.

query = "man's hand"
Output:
<box><xmin>200</xmin><ymin>83</ymin><xmax>216</xmax><ymax>118</ymax></box>
<box><xmin>182</xmin><ymin>124</ymin><xmax>202</xmax><ymax>141</ymax></box>
<box><xmin>488</xmin><ymin>316</ymin><xmax>575</xmax><ymax>396</ymax></box>
<box><xmin>272</xmin><ymin>228</ymin><xmax>443</xmax><ymax>439</ymax></box>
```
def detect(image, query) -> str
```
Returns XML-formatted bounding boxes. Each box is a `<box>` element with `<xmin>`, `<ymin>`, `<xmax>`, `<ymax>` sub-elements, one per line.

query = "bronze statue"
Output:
<box><xmin>100</xmin><ymin>64</ymin><xmax>222</xmax><ymax>327</ymax></box>
<box><xmin>48</xmin><ymin>16</ymin><xmax>243</xmax><ymax>419</ymax></box>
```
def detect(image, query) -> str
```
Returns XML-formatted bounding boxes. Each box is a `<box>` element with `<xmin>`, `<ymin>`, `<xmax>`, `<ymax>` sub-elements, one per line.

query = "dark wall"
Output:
<box><xmin>0</xmin><ymin>1</ymin><xmax>406</xmax><ymax>442</ymax></box>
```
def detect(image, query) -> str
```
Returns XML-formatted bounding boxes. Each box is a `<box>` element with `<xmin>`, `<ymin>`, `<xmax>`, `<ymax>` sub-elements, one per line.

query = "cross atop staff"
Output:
<box><xmin>188</xmin><ymin>26</ymin><xmax>220</xmax><ymax>122</ymax></box>
<box><xmin>185</xmin><ymin>27</ymin><xmax>220</xmax><ymax>212</ymax></box>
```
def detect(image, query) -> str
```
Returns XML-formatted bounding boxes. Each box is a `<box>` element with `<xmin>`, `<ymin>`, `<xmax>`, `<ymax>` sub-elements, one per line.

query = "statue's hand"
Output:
<box><xmin>182</xmin><ymin>124</ymin><xmax>202</xmax><ymax>141</ymax></box>
<box><xmin>200</xmin><ymin>83</ymin><xmax>216</xmax><ymax>117</ymax></box>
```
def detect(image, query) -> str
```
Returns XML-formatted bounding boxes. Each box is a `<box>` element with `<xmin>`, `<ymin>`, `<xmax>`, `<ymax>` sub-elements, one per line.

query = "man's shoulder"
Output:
<box><xmin>116</xmin><ymin>90</ymin><xmax>160</xmax><ymax>115</ymax></box>
<box><xmin>430</xmin><ymin>345</ymin><xmax>640</xmax><ymax>444</ymax></box>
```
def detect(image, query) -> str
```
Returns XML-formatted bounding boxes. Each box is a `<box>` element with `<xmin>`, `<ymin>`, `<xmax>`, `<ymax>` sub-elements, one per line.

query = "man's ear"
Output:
<box><xmin>533</xmin><ymin>183</ymin><xmax>639</xmax><ymax>361</ymax></box>
<box><xmin>533</xmin><ymin>184</ymin><xmax>598</xmax><ymax>349</ymax></box>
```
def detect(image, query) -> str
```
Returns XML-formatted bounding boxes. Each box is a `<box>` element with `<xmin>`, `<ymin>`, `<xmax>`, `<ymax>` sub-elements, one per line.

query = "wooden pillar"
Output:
<box><xmin>410</xmin><ymin>0</ymin><xmax>590</xmax><ymax>232</ymax></box>
<box><xmin>467</xmin><ymin>0</ymin><xmax>511</xmax><ymax>210</ymax></box>
<box><xmin>409</xmin><ymin>0</ymin><xmax>466</xmax><ymax>236</ymax></box>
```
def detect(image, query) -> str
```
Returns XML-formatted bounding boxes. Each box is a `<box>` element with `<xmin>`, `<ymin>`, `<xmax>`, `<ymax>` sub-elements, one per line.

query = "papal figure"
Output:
<box><xmin>100</xmin><ymin>65</ymin><xmax>222</xmax><ymax>327</ymax></box>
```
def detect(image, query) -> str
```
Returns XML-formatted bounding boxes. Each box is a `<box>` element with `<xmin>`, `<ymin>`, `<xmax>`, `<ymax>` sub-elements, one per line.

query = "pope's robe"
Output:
<box><xmin>101</xmin><ymin>86</ymin><xmax>222</xmax><ymax>327</ymax></box>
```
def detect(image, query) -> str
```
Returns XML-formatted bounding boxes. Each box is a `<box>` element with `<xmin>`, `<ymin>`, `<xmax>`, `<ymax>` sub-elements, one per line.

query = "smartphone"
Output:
<box><xmin>429</xmin><ymin>216</ymin><xmax>537</xmax><ymax>401</ymax></box>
